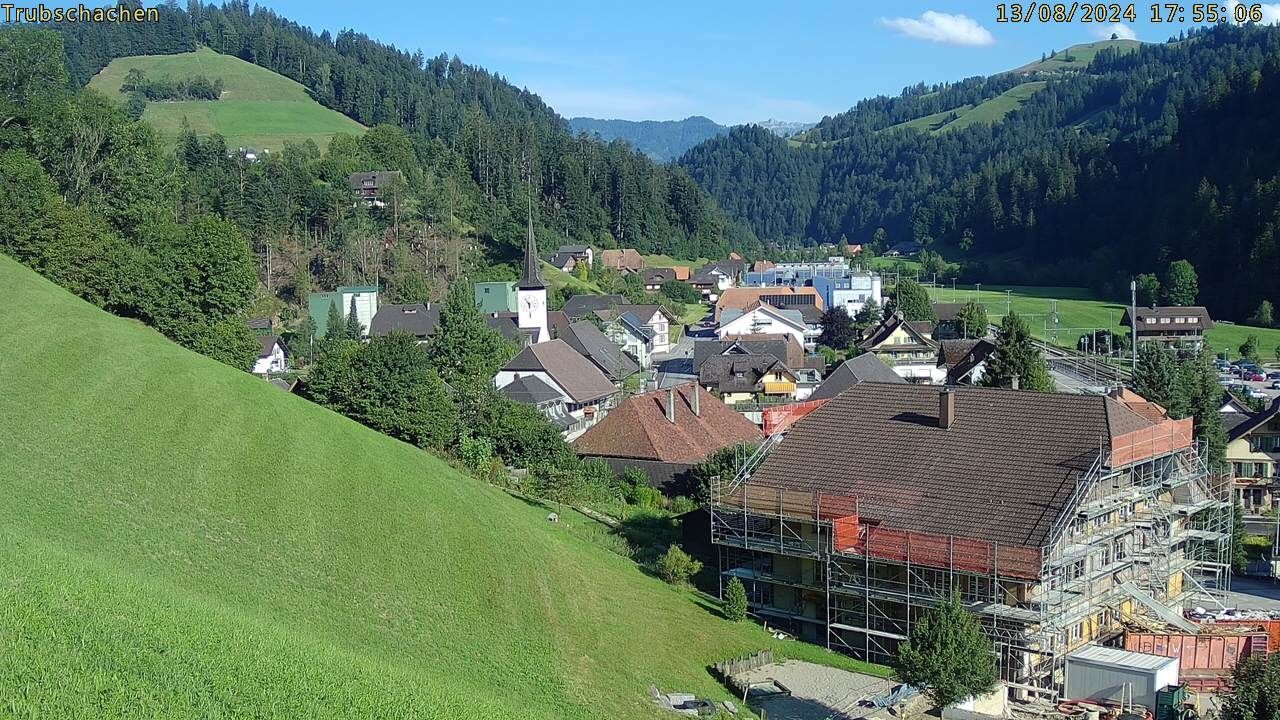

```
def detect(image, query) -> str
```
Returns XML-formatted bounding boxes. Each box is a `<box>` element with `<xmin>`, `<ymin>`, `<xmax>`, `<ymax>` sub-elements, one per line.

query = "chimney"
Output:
<box><xmin>1011</xmin><ymin>375</ymin><xmax>1020</xmax><ymax>391</ymax></box>
<box><xmin>939</xmin><ymin>388</ymin><xmax>956</xmax><ymax>430</ymax></box>
<box><xmin>666</xmin><ymin>388</ymin><xmax>677</xmax><ymax>424</ymax></box>
<box><xmin>690</xmin><ymin>384</ymin><xmax>701</xmax><ymax>417</ymax></box>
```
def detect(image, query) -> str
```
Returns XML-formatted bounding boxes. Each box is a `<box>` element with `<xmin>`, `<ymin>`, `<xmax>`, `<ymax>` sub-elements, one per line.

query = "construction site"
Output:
<box><xmin>710</xmin><ymin>383</ymin><xmax>1236</xmax><ymax>699</ymax></box>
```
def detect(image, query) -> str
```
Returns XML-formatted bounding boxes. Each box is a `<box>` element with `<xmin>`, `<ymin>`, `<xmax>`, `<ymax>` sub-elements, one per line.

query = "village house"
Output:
<box><xmin>499</xmin><ymin>375</ymin><xmax>578</xmax><ymax>433</ymax></box>
<box><xmin>595</xmin><ymin>304</ymin><xmax>677</xmax><ymax>355</ymax></box>
<box><xmin>710</xmin><ymin>384</ymin><xmax>1230</xmax><ymax>694</ymax></box>
<box><xmin>549</xmin><ymin>244</ymin><xmax>593</xmax><ymax>271</ymax></box>
<box><xmin>474</xmin><ymin>281</ymin><xmax>517</xmax><ymax>314</ymax></box>
<box><xmin>558</xmin><ymin>320</ymin><xmax>641</xmax><ymax>385</ymax></box>
<box><xmin>1229</xmin><ymin>398</ymin><xmax>1280</xmax><ymax>512</ymax></box>
<box><xmin>572</xmin><ymin>383</ymin><xmax>763</xmax><ymax>491</ymax></box>
<box><xmin>690</xmin><ymin>265</ymin><xmax>736</xmax><ymax>301</ymax></box>
<box><xmin>716</xmin><ymin>301</ymin><xmax>809</xmax><ymax>349</ymax></box>
<box><xmin>715</xmin><ymin>286</ymin><xmax>824</xmax><ymax>323</ymax></box>
<box><xmin>369</xmin><ymin>303</ymin><xmax>441</xmax><ymax>344</ymax></box>
<box><xmin>493</xmin><ymin>339</ymin><xmax>619</xmax><ymax>436</ymax></box>
<box><xmin>693</xmin><ymin>335</ymin><xmax>805</xmax><ymax>375</ymax></box>
<box><xmin>562</xmin><ymin>294</ymin><xmax>628</xmax><ymax>321</ymax></box>
<box><xmin>600</xmin><ymin>248</ymin><xmax>645</xmax><ymax>274</ymax></box>
<box><xmin>1121</xmin><ymin>306</ymin><xmax>1214</xmax><ymax>350</ymax></box>
<box><xmin>856</xmin><ymin>311</ymin><xmax>940</xmax><ymax>382</ymax></box>
<box><xmin>603</xmin><ymin>312</ymin><xmax>656</xmax><ymax>369</ymax></box>
<box><xmin>347</xmin><ymin>171</ymin><xmax>403</xmax><ymax>207</ymax></box>
<box><xmin>937</xmin><ymin>338</ymin><xmax>997</xmax><ymax>385</ymax></box>
<box><xmin>308</xmin><ymin>285</ymin><xmax>379</xmax><ymax>338</ymax></box>
<box><xmin>252</xmin><ymin>336</ymin><xmax>288</xmax><ymax>376</ymax></box>
<box><xmin>806</xmin><ymin>353</ymin><xmax>904</xmax><ymax>401</ymax></box>
<box><xmin>641</xmin><ymin>267</ymin><xmax>677</xmax><ymax>291</ymax></box>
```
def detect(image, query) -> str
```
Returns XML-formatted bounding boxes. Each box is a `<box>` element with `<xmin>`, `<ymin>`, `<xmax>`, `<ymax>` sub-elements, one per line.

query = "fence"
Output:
<box><xmin>1110</xmin><ymin>418</ymin><xmax>1194</xmax><ymax>467</ymax></box>
<box><xmin>711</xmin><ymin>649</ymin><xmax>774</xmax><ymax>680</ymax></box>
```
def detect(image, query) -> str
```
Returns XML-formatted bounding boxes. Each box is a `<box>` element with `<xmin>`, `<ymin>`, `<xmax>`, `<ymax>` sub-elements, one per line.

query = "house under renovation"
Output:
<box><xmin>710</xmin><ymin>383</ymin><xmax>1231</xmax><ymax>697</ymax></box>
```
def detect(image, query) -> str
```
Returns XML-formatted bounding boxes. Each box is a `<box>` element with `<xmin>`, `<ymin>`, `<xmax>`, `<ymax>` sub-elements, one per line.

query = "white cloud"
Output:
<box><xmin>1229</xmin><ymin>0</ymin><xmax>1280</xmax><ymax>24</ymax></box>
<box><xmin>1093</xmin><ymin>22</ymin><xmax>1138</xmax><ymax>40</ymax></box>
<box><xmin>879</xmin><ymin>11</ymin><xmax>996</xmax><ymax>46</ymax></box>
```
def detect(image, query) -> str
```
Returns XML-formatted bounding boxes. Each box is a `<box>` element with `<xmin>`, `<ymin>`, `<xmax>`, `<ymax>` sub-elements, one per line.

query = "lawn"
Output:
<box><xmin>87</xmin><ymin>47</ymin><xmax>364</xmax><ymax>151</ymax></box>
<box><xmin>0</xmin><ymin>254</ymin><xmax>884</xmax><ymax>718</ymax></box>
<box><xmin>642</xmin><ymin>253</ymin><xmax>706</xmax><ymax>269</ymax></box>
<box><xmin>541</xmin><ymin>260</ymin><xmax>604</xmax><ymax>294</ymax></box>
<box><xmin>1011</xmin><ymin>38</ymin><xmax>1142</xmax><ymax>74</ymax></box>
<box><xmin>927</xmin><ymin>283</ymin><xmax>1280</xmax><ymax>358</ymax></box>
<box><xmin>880</xmin><ymin>81</ymin><xmax>1047</xmax><ymax>136</ymax></box>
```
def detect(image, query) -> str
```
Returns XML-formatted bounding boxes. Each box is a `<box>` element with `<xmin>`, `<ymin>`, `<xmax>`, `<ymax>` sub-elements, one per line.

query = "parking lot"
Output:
<box><xmin>1217</xmin><ymin>360</ymin><xmax>1280</xmax><ymax>403</ymax></box>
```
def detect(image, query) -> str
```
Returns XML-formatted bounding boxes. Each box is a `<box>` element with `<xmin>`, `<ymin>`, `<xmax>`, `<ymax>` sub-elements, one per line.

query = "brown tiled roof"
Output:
<box><xmin>932</xmin><ymin>303</ymin><xmax>965</xmax><ymax>323</ymax></box>
<box><xmin>501</xmin><ymin>339</ymin><xmax>619</xmax><ymax>404</ymax></box>
<box><xmin>600</xmin><ymin>248</ymin><xmax>645</xmax><ymax>271</ymax></box>
<box><xmin>715</xmin><ymin>287</ymin><xmax>824</xmax><ymax>321</ymax></box>
<box><xmin>672</xmin><ymin>266</ymin><xmax>691</xmax><ymax>281</ymax></box>
<box><xmin>572</xmin><ymin>383</ymin><xmax>762</xmax><ymax>463</ymax></box>
<box><xmin>642</xmin><ymin>267</ymin><xmax>676</xmax><ymax>284</ymax></box>
<box><xmin>748</xmin><ymin>383</ymin><xmax>1160</xmax><ymax>548</ymax></box>
<box><xmin>699</xmin><ymin>355</ymin><xmax>797</xmax><ymax>393</ymax></box>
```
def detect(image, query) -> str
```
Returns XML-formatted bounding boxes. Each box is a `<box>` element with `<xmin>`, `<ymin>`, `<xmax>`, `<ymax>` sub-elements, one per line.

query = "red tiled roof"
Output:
<box><xmin>715</xmin><ymin>287</ymin><xmax>824</xmax><ymax>321</ymax></box>
<box><xmin>572</xmin><ymin>383</ymin><xmax>763</xmax><ymax>464</ymax></box>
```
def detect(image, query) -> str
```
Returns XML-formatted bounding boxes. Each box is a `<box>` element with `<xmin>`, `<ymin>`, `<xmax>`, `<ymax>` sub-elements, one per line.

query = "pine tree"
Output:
<box><xmin>344</xmin><ymin>295</ymin><xmax>364</xmax><ymax>340</ymax></box>
<box><xmin>980</xmin><ymin>311</ymin><xmax>1053</xmax><ymax>391</ymax></box>
<box><xmin>897</xmin><ymin>593</ymin><xmax>999</xmax><ymax>708</ymax></box>
<box><xmin>724</xmin><ymin>577</ymin><xmax>748</xmax><ymax>622</ymax></box>
<box><xmin>427</xmin><ymin>282</ymin><xmax>517</xmax><ymax>386</ymax></box>
<box><xmin>324</xmin><ymin>300</ymin><xmax>344</xmax><ymax>343</ymax></box>
<box><xmin>1133</xmin><ymin>342</ymin><xmax>1182</xmax><ymax>412</ymax></box>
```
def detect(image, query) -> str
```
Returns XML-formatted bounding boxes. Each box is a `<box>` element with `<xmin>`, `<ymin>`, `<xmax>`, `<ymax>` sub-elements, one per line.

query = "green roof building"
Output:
<box><xmin>308</xmin><ymin>285</ymin><xmax>379</xmax><ymax>338</ymax></box>
<box><xmin>474</xmin><ymin>281</ymin><xmax>517</xmax><ymax>314</ymax></box>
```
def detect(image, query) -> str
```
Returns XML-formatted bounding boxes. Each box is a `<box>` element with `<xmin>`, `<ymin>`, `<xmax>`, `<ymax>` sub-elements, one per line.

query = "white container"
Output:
<box><xmin>1065</xmin><ymin>645</ymin><xmax>1180</xmax><ymax>710</ymax></box>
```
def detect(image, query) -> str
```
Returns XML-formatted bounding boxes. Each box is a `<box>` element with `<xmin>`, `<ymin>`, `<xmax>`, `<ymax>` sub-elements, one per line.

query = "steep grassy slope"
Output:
<box><xmin>1013</xmin><ymin>38</ymin><xmax>1142</xmax><ymax>74</ymax></box>
<box><xmin>0</xmin><ymin>254</ymin><xmax>865</xmax><ymax>718</ymax></box>
<box><xmin>88</xmin><ymin>47</ymin><xmax>364</xmax><ymax>151</ymax></box>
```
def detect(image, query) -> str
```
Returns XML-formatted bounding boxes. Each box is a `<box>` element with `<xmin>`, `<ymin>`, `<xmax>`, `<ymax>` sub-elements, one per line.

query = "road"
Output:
<box><xmin>651</xmin><ymin>334</ymin><xmax>696</xmax><ymax>389</ymax></box>
<box><xmin>1221</xmin><ymin>575</ymin><xmax>1280</xmax><ymax>613</ymax></box>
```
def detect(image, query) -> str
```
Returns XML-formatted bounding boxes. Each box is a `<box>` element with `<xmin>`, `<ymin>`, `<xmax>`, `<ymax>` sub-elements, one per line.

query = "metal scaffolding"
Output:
<box><xmin>710</xmin><ymin>428</ymin><xmax>1232</xmax><ymax>697</ymax></box>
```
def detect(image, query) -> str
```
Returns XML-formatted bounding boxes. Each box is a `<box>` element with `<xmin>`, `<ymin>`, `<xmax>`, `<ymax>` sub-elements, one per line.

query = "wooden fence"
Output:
<box><xmin>711</xmin><ymin>649</ymin><xmax>774</xmax><ymax>680</ymax></box>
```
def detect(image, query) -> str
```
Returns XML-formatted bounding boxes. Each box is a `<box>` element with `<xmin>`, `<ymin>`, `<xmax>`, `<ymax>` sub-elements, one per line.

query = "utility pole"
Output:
<box><xmin>1130</xmin><ymin>279</ymin><xmax>1138</xmax><ymax>375</ymax></box>
<box><xmin>1006</xmin><ymin>289</ymin><xmax>1012</xmax><ymax>316</ymax></box>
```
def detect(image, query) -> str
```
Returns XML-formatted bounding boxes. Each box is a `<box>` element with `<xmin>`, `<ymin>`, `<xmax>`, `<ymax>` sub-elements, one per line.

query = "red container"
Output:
<box><xmin>1123</xmin><ymin>632</ymin><xmax>1266</xmax><ymax>671</ymax></box>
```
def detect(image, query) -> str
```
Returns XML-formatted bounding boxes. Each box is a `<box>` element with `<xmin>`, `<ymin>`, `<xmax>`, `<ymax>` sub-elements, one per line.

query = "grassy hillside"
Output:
<box><xmin>88</xmin><ymin>47</ymin><xmax>364</xmax><ymax>151</ymax></box>
<box><xmin>927</xmin><ymin>283</ymin><xmax>1280</xmax><ymax>356</ymax></box>
<box><xmin>1014</xmin><ymin>38</ymin><xmax>1143</xmax><ymax>74</ymax></box>
<box><xmin>0</xmin><ymin>254</ymin><xmax>871</xmax><ymax>718</ymax></box>
<box><xmin>882</xmin><ymin>81</ymin><xmax>1047</xmax><ymax>136</ymax></box>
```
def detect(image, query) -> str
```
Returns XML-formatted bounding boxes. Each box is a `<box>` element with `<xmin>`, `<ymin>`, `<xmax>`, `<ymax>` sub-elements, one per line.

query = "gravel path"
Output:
<box><xmin>735</xmin><ymin>661</ymin><xmax>893</xmax><ymax>720</ymax></box>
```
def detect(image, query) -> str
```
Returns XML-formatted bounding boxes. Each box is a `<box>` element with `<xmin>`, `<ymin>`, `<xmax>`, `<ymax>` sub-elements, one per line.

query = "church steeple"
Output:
<box><xmin>519</xmin><ymin>204</ymin><xmax>545</xmax><ymax>290</ymax></box>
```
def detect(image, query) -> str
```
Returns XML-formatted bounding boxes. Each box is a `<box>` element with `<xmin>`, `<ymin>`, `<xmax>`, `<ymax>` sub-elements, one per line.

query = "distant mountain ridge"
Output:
<box><xmin>568</xmin><ymin>115</ymin><xmax>815</xmax><ymax>162</ymax></box>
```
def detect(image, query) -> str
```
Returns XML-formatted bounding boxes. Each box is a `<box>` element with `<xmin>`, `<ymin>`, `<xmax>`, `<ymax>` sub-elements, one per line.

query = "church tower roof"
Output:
<box><xmin>519</xmin><ymin>205</ymin><xmax>545</xmax><ymax>291</ymax></box>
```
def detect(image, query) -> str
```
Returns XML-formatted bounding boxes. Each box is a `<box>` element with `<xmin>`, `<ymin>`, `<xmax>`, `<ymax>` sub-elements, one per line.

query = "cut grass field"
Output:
<box><xmin>881</xmin><ymin>81</ymin><xmax>1047</xmax><ymax>135</ymax></box>
<box><xmin>927</xmin><ymin>284</ymin><xmax>1280</xmax><ymax>358</ymax></box>
<box><xmin>0</xmin><ymin>254</ymin><xmax>884</xmax><ymax>718</ymax></box>
<box><xmin>1012</xmin><ymin>38</ymin><xmax>1142</xmax><ymax>74</ymax></box>
<box><xmin>87</xmin><ymin>47</ymin><xmax>364</xmax><ymax>151</ymax></box>
<box><xmin>541</xmin><ymin>260</ymin><xmax>604</xmax><ymax>294</ymax></box>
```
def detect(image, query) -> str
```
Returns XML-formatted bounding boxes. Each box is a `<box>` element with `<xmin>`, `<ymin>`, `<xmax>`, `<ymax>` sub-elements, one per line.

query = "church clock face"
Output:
<box><xmin>523</xmin><ymin>295</ymin><xmax>540</xmax><ymax>312</ymax></box>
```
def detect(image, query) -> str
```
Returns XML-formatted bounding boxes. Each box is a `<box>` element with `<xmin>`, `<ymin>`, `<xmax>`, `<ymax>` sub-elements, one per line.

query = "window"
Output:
<box><xmin>1070</xmin><ymin>623</ymin><xmax>1084</xmax><ymax>642</ymax></box>
<box><xmin>1175</xmin><ymin>317</ymin><xmax>1186</xmax><ymax>324</ymax></box>
<box><xmin>1159</xmin><ymin>317</ymin><xmax>1171</xmax><ymax>324</ymax></box>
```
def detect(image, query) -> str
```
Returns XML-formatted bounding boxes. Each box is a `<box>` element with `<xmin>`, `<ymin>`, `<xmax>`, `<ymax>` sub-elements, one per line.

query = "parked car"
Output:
<box><xmin>1247</xmin><ymin>388</ymin><xmax>1268</xmax><ymax>400</ymax></box>
<box><xmin>1267</xmin><ymin>371</ymin><xmax>1280</xmax><ymax>380</ymax></box>
<box><xmin>1272</xmin><ymin>380</ymin><xmax>1280</xmax><ymax>390</ymax></box>
<box><xmin>1244</xmin><ymin>371</ymin><xmax>1267</xmax><ymax>382</ymax></box>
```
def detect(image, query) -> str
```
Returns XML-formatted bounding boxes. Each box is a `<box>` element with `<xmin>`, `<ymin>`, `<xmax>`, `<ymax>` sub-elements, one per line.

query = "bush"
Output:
<box><xmin>661</xmin><ymin>280</ymin><xmax>702</xmax><ymax>304</ymax></box>
<box><xmin>458</xmin><ymin>432</ymin><xmax>494</xmax><ymax>474</ymax></box>
<box><xmin>656</xmin><ymin>545</ymin><xmax>702</xmax><ymax>586</ymax></box>
<box><xmin>724</xmin><ymin>577</ymin><xmax>748</xmax><ymax>621</ymax></box>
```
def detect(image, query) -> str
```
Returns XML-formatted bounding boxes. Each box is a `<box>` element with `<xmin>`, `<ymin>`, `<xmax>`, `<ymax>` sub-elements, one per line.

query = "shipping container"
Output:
<box><xmin>1066</xmin><ymin>645</ymin><xmax>1180</xmax><ymax>709</ymax></box>
<box><xmin>1122</xmin><ymin>632</ymin><xmax>1266</xmax><ymax>671</ymax></box>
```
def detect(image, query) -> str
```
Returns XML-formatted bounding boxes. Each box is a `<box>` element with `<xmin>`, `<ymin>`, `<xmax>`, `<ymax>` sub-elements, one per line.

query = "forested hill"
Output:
<box><xmin>50</xmin><ymin>1</ymin><xmax>754</xmax><ymax>262</ymax></box>
<box><xmin>568</xmin><ymin>116</ymin><xmax>727</xmax><ymax>162</ymax></box>
<box><xmin>679</xmin><ymin>25</ymin><xmax>1280</xmax><ymax>320</ymax></box>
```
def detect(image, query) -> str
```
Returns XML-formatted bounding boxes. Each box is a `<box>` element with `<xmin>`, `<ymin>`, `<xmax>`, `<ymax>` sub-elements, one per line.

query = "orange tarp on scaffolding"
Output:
<box><xmin>1110</xmin><ymin>417</ymin><xmax>1193</xmax><ymax>467</ymax></box>
<box><xmin>762</xmin><ymin>399</ymin><xmax>827</xmax><ymax>435</ymax></box>
<box><xmin>727</xmin><ymin>483</ymin><xmax>1042</xmax><ymax>580</ymax></box>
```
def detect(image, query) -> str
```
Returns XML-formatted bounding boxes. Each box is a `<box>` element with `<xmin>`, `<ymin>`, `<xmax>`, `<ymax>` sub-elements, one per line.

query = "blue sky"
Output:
<box><xmin>259</xmin><ymin>1</ymin><xmax>1269</xmax><ymax>124</ymax></box>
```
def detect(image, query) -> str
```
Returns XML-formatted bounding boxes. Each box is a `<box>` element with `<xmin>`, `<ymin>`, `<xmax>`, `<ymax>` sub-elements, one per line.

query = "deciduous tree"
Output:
<box><xmin>893</xmin><ymin>279</ymin><xmax>936</xmax><ymax>322</ymax></box>
<box><xmin>818</xmin><ymin>306</ymin><xmax>857</xmax><ymax>350</ymax></box>
<box><xmin>953</xmin><ymin>299</ymin><xmax>988</xmax><ymax>339</ymax></box>
<box><xmin>1162</xmin><ymin>260</ymin><xmax>1199</xmax><ymax>306</ymax></box>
